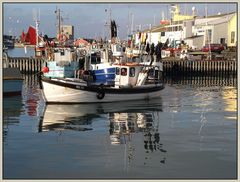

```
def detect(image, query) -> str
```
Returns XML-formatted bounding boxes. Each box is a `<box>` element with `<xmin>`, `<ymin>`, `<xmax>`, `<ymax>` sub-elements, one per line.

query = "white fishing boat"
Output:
<box><xmin>40</xmin><ymin>60</ymin><xmax>164</xmax><ymax>103</ymax></box>
<box><xmin>3</xmin><ymin>68</ymin><xmax>24</xmax><ymax>96</ymax></box>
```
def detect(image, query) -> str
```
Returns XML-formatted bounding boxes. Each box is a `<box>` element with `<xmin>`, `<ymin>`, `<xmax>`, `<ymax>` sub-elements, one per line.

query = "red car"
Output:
<box><xmin>201</xmin><ymin>44</ymin><xmax>225</xmax><ymax>53</ymax></box>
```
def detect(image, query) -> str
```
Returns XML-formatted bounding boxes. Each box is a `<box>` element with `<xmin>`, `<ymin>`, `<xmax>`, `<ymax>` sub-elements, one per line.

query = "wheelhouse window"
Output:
<box><xmin>148</xmin><ymin>68</ymin><xmax>155</xmax><ymax>77</ymax></box>
<box><xmin>121</xmin><ymin>68</ymin><xmax>127</xmax><ymax>76</ymax></box>
<box><xmin>116</xmin><ymin>67</ymin><xmax>120</xmax><ymax>75</ymax></box>
<box><xmin>129</xmin><ymin>67</ymin><xmax>135</xmax><ymax>77</ymax></box>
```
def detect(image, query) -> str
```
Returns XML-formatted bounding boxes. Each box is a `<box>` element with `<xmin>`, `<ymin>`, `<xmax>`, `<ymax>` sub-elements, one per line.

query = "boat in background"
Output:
<box><xmin>3</xmin><ymin>35</ymin><xmax>15</xmax><ymax>49</ymax></box>
<box><xmin>3</xmin><ymin>68</ymin><xmax>24</xmax><ymax>96</ymax></box>
<box><xmin>43</xmin><ymin>47</ymin><xmax>80</xmax><ymax>78</ymax></box>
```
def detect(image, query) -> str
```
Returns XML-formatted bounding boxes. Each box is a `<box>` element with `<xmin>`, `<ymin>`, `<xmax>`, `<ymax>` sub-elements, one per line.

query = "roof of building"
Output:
<box><xmin>184</xmin><ymin>35</ymin><xmax>204</xmax><ymax>39</ymax></box>
<box><xmin>201</xmin><ymin>11</ymin><xmax>235</xmax><ymax>19</ymax></box>
<box><xmin>74</xmin><ymin>39</ymin><xmax>89</xmax><ymax>46</ymax></box>
<box><xmin>195</xmin><ymin>13</ymin><xmax>235</xmax><ymax>26</ymax></box>
<box><xmin>136</xmin><ymin>11</ymin><xmax>236</xmax><ymax>33</ymax></box>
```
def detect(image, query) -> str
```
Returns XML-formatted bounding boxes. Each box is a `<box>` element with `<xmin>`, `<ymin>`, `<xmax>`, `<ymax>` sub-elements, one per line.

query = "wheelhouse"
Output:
<box><xmin>114</xmin><ymin>63</ymin><xmax>163</xmax><ymax>88</ymax></box>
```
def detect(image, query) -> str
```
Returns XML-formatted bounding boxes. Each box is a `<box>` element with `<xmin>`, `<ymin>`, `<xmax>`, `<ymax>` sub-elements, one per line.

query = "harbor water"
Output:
<box><xmin>3</xmin><ymin>74</ymin><xmax>237</xmax><ymax>179</ymax></box>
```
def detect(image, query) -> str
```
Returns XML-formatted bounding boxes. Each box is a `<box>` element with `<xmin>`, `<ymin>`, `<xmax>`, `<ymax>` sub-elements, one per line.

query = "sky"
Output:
<box><xmin>3</xmin><ymin>2</ymin><xmax>237</xmax><ymax>40</ymax></box>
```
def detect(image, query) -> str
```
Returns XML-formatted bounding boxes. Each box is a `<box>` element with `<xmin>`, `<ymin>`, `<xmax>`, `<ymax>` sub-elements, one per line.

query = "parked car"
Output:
<box><xmin>201</xmin><ymin>44</ymin><xmax>225</xmax><ymax>53</ymax></box>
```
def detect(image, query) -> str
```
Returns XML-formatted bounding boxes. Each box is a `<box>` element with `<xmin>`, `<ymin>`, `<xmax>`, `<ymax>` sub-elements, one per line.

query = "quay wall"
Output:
<box><xmin>3</xmin><ymin>57</ymin><xmax>44</xmax><ymax>74</ymax></box>
<box><xmin>2</xmin><ymin>56</ymin><xmax>237</xmax><ymax>76</ymax></box>
<box><xmin>162</xmin><ymin>59</ymin><xmax>237</xmax><ymax>76</ymax></box>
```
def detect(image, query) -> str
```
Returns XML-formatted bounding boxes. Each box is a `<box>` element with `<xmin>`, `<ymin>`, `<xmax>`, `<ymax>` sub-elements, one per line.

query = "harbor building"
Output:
<box><xmin>132</xmin><ymin>5</ymin><xmax>236</xmax><ymax>50</ymax></box>
<box><xmin>59</xmin><ymin>25</ymin><xmax>74</xmax><ymax>40</ymax></box>
<box><xmin>227</xmin><ymin>13</ymin><xmax>237</xmax><ymax>47</ymax></box>
<box><xmin>192</xmin><ymin>12</ymin><xmax>236</xmax><ymax>47</ymax></box>
<box><xmin>133</xmin><ymin>4</ymin><xmax>197</xmax><ymax>47</ymax></box>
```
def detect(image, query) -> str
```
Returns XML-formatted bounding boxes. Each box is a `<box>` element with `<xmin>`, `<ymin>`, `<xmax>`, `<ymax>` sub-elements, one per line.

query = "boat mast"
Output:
<box><xmin>131</xmin><ymin>13</ymin><xmax>134</xmax><ymax>36</ymax></box>
<box><xmin>55</xmin><ymin>7</ymin><xmax>61</xmax><ymax>40</ymax></box>
<box><xmin>109</xmin><ymin>6</ymin><xmax>112</xmax><ymax>41</ymax></box>
<box><xmin>33</xmin><ymin>9</ymin><xmax>40</xmax><ymax>48</ymax></box>
<box><xmin>104</xmin><ymin>6</ymin><xmax>112</xmax><ymax>43</ymax></box>
<box><xmin>35</xmin><ymin>19</ymin><xmax>39</xmax><ymax>48</ymax></box>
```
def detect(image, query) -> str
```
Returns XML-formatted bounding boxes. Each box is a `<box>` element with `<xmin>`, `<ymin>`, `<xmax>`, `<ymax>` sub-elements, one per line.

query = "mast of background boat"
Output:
<box><xmin>108</xmin><ymin>6</ymin><xmax>112</xmax><ymax>63</ymax></box>
<box><xmin>104</xmin><ymin>6</ymin><xmax>111</xmax><ymax>62</ymax></box>
<box><xmin>130</xmin><ymin>12</ymin><xmax>134</xmax><ymax>62</ymax></box>
<box><xmin>55</xmin><ymin>7</ymin><xmax>61</xmax><ymax>45</ymax></box>
<box><xmin>104</xmin><ymin>6</ymin><xmax>112</xmax><ymax>42</ymax></box>
<box><xmin>35</xmin><ymin>10</ymin><xmax>40</xmax><ymax>48</ymax></box>
<box><xmin>33</xmin><ymin>8</ymin><xmax>41</xmax><ymax>56</ymax></box>
<box><xmin>109</xmin><ymin>6</ymin><xmax>112</xmax><ymax>42</ymax></box>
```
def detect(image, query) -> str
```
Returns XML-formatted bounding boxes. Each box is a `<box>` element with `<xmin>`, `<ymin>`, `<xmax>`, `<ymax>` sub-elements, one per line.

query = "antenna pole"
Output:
<box><xmin>58</xmin><ymin>8</ymin><xmax>61</xmax><ymax>36</ymax></box>
<box><xmin>131</xmin><ymin>13</ymin><xmax>134</xmax><ymax>35</ymax></box>
<box><xmin>109</xmin><ymin>6</ymin><xmax>112</xmax><ymax>40</ymax></box>
<box><xmin>34</xmin><ymin>9</ymin><xmax>40</xmax><ymax>48</ymax></box>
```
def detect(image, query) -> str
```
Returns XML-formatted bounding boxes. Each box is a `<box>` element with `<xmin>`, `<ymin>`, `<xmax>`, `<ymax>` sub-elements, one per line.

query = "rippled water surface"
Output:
<box><xmin>3</xmin><ymin>75</ymin><xmax>237</xmax><ymax>179</ymax></box>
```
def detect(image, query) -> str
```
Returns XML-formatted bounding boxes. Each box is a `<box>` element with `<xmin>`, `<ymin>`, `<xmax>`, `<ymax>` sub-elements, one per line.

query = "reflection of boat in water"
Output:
<box><xmin>39</xmin><ymin>99</ymin><xmax>163</xmax><ymax>133</ymax></box>
<box><xmin>38</xmin><ymin>104</ymin><xmax>100</xmax><ymax>132</ymax></box>
<box><xmin>107</xmin><ymin>101</ymin><xmax>167</xmax><ymax>165</ymax></box>
<box><xmin>3</xmin><ymin>95</ymin><xmax>23</xmax><ymax>120</ymax></box>
<box><xmin>109</xmin><ymin>112</ymin><xmax>157</xmax><ymax>145</ymax></box>
<box><xmin>3</xmin><ymin>95</ymin><xmax>23</xmax><ymax>141</ymax></box>
<box><xmin>39</xmin><ymin>98</ymin><xmax>167</xmax><ymax>164</ymax></box>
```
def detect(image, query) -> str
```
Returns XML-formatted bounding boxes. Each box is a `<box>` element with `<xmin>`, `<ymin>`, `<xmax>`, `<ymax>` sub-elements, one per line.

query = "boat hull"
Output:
<box><xmin>41</xmin><ymin>78</ymin><xmax>164</xmax><ymax>103</ymax></box>
<box><xmin>3</xmin><ymin>79</ymin><xmax>23</xmax><ymax>96</ymax></box>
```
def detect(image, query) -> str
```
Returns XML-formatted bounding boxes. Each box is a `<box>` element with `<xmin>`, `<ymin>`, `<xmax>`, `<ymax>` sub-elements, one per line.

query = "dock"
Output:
<box><xmin>3</xmin><ymin>56</ymin><xmax>237</xmax><ymax>76</ymax></box>
<box><xmin>3</xmin><ymin>56</ymin><xmax>44</xmax><ymax>74</ymax></box>
<box><xmin>162</xmin><ymin>59</ymin><xmax>237</xmax><ymax>77</ymax></box>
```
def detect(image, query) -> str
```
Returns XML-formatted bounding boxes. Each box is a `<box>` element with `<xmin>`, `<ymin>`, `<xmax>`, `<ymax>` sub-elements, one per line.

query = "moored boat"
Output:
<box><xmin>3</xmin><ymin>68</ymin><xmax>24</xmax><ymax>96</ymax></box>
<box><xmin>40</xmin><ymin>61</ymin><xmax>164</xmax><ymax>103</ymax></box>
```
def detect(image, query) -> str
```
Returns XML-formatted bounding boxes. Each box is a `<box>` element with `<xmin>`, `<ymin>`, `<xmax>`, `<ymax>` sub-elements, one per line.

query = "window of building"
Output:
<box><xmin>231</xmin><ymin>31</ymin><xmax>235</xmax><ymax>43</ymax></box>
<box><xmin>129</xmin><ymin>67</ymin><xmax>135</xmax><ymax>77</ymax></box>
<box><xmin>161</xmin><ymin>32</ymin><xmax>165</xmax><ymax>36</ymax></box>
<box><xmin>220</xmin><ymin>38</ymin><xmax>225</xmax><ymax>44</ymax></box>
<box><xmin>60</xmin><ymin>51</ymin><xmax>65</xmax><ymax>56</ymax></box>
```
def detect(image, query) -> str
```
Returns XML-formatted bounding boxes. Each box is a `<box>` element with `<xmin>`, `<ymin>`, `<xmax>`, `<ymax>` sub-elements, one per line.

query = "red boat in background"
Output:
<box><xmin>21</xmin><ymin>26</ymin><xmax>44</xmax><ymax>46</ymax></box>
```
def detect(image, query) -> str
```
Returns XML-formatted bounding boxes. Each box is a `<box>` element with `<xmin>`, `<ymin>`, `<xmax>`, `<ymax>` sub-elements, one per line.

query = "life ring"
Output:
<box><xmin>58</xmin><ymin>34</ymin><xmax>67</xmax><ymax>42</ymax></box>
<box><xmin>96</xmin><ymin>86</ymin><xmax>105</xmax><ymax>100</ymax></box>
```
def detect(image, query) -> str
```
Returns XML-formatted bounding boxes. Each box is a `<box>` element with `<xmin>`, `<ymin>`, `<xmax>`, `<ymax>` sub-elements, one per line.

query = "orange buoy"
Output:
<box><xmin>42</xmin><ymin>66</ymin><xmax>49</xmax><ymax>73</ymax></box>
